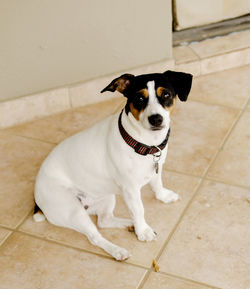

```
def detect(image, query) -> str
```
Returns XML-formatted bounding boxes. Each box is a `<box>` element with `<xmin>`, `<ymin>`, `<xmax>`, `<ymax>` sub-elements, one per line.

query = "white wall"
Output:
<box><xmin>174</xmin><ymin>0</ymin><xmax>250</xmax><ymax>30</ymax></box>
<box><xmin>0</xmin><ymin>0</ymin><xmax>173</xmax><ymax>101</ymax></box>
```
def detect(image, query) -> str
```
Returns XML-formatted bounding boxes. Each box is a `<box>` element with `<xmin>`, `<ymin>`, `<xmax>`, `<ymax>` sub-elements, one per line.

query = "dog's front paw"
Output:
<box><xmin>156</xmin><ymin>188</ymin><xmax>180</xmax><ymax>204</ymax></box>
<box><xmin>136</xmin><ymin>225</ymin><xmax>157</xmax><ymax>242</ymax></box>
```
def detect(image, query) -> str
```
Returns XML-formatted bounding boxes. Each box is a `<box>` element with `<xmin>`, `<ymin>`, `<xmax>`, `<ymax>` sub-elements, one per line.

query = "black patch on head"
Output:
<box><xmin>156</xmin><ymin>87</ymin><xmax>175</xmax><ymax>108</ymax></box>
<box><xmin>163</xmin><ymin>70</ymin><xmax>193</xmax><ymax>102</ymax></box>
<box><xmin>101</xmin><ymin>71</ymin><xmax>193</xmax><ymax>117</ymax></box>
<box><xmin>123</xmin><ymin>73</ymin><xmax>177</xmax><ymax>115</ymax></box>
<box><xmin>125</xmin><ymin>90</ymin><xmax>149</xmax><ymax>115</ymax></box>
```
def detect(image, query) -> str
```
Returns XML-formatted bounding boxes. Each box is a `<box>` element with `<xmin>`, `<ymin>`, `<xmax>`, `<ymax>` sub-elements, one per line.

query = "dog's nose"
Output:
<box><xmin>148</xmin><ymin>114</ymin><xmax>163</xmax><ymax>127</ymax></box>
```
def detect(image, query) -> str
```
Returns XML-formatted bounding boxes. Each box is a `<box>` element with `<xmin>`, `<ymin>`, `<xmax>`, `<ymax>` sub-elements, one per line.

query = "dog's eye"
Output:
<box><xmin>136</xmin><ymin>95</ymin><xmax>145</xmax><ymax>103</ymax></box>
<box><xmin>162</xmin><ymin>92</ymin><xmax>170</xmax><ymax>98</ymax></box>
<box><xmin>134</xmin><ymin>93</ymin><xmax>147</xmax><ymax>109</ymax></box>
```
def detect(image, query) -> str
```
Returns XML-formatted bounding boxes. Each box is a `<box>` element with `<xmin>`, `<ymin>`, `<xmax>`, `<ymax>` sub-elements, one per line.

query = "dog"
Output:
<box><xmin>34</xmin><ymin>70</ymin><xmax>193</xmax><ymax>261</ymax></box>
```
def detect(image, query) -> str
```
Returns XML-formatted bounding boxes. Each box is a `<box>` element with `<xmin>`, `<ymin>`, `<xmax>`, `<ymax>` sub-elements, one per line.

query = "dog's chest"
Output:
<box><xmin>110</xmin><ymin>141</ymin><xmax>167</xmax><ymax>186</ymax></box>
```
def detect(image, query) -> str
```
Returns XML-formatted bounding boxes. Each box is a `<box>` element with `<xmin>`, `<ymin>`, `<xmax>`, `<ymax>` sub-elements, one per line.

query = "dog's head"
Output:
<box><xmin>101</xmin><ymin>71</ymin><xmax>193</xmax><ymax>131</ymax></box>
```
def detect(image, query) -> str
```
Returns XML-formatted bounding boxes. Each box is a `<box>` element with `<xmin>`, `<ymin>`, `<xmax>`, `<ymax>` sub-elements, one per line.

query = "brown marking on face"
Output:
<box><xmin>168</xmin><ymin>97</ymin><xmax>177</xmax><ymax>116</ymax></box>
<box><xmin>138</xmin><ymin>88</ymin><xmax>149</xmax><ymax>98</ymax></box>
<box><xmin>156</xmin><ymin>87</ymin><xmax>166</xmax><ymax>97</ymax></box>
<box><xmin>129</xmin><ymin>102</ymin><xmax>141</xmax><ymax>120</ymax></box>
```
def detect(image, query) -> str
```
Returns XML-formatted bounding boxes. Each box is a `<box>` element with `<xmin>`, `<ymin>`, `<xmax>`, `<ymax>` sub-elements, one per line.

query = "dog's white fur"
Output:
<box><xmin>34</xmin><ymin>80</ymin><xmax>179</xmax><ymax>260</ymax></box>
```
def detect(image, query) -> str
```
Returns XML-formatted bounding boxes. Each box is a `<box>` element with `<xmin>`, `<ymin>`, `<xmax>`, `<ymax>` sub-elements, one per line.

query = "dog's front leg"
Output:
<box><xmin>150</xmin><ymin>165</ymin><xmax>179</xmax><ymax>203</ymax></box>
<box><xmin>122</xmin><ymin>186</ymin><xmax>157</xmax><ymax>242</ymax></box>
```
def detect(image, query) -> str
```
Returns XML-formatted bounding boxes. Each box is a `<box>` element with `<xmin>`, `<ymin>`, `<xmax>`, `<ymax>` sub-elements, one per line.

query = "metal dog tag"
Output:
<box><xmin>153</xmin><ymin>147</ymin><xmax>162</xmax><ymax>174</ymax></box>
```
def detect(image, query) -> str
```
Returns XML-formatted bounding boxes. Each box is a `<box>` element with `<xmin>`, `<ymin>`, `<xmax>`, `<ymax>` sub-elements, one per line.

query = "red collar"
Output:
<box><xmin>118</xmin><ymin>111</ymin><xmax>170</xmax><ymax>156</ymax></box>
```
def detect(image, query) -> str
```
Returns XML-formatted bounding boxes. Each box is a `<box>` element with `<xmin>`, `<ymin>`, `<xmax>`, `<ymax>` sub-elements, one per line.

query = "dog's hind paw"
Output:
<box><xmin>156</xmin><ymin>188</ymin><xmax>180</xmax><ymax>204</ymax></box>
<box><xmin>111</xmin><ymin>246</ymin><xmax>131</xmax><ymax>261</ymax></box>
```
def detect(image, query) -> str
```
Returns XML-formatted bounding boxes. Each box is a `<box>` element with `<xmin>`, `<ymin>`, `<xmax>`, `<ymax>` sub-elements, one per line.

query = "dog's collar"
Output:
<box><xmin>118</xmin><ymin>111</ymin><xmax>170</xmax><ymax>156</ymax></box>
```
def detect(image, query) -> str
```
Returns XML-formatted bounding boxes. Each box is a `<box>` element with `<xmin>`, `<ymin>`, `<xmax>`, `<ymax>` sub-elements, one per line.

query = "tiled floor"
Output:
<box><xmin>0</xmin><ymin>65</ymin><xmax>250</xmax><ymax>289</ymax></box>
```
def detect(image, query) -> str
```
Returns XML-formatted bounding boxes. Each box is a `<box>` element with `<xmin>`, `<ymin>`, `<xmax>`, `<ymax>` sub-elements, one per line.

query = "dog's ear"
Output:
<box><xmin>101</xmin><ymin>74</ymin><xmax>135</xmax><ymax>94</ymax></box>
<box><xmin>163</xmin><ymin>70</ymin><xmax>193</xmax><ymax>102</ymax></box>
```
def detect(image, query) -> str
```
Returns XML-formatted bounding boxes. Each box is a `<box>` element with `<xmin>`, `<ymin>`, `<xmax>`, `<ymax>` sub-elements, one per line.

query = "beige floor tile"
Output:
<box><xmin>142</xmin><ymin>272</ymin><xmax>214</xmax><ymax>289</ymax></box>
<box><xmin>190</xmin><ymin>30</ymin><xmax>250</xmax><ymax>58</ymax></box>
<box><xmin>19</xmin><ymin>171</ymin><xmax>200</xmax><ymax>267</ymax></box>
<box><xmin>0</xmin><ymin>88</ymin><xmax>71</xmax><ymax>129</ymax></box>
<box><xmin>4</xmin><ymin>97</ymin><xmax>125</xmax><ymax>144</ymax></box>
<box><xmin>173</xmin><ymin>46</ymin><xmax>199</xmax><ymax>64</ymax></box>
<box><xmin>0</xmin><ymin>228</ymin><xmax>12</xmax><ymax>246</ymax></box>
<box><xmin>200</xmin><ymin>47</ymin><xmax>250</xmax><ymax>75</ymax></box>
<box><xmin>0</xmin><ymin>134</ymin><xmax>53</xmax><ymax>228</ymax></box>
<box><xmin>207</xmin><ymin>150</ymin><xmax>250</xmax><ymax>188</ymax></box>
<box><xmin>190</xmin><ymin>65</ymin><xmax>250</xmax><ymax>108</ymax></box>
<box><xmin>223</xmin><ymin>110</ymin><xmax>250</xmax><ymax>152</ymax></box>
<box><xmin>0</xmin><ymin>232</ymin><xmax>146</xmax><ymax>289</ymax></box>
<box><xmin>175</xmin><ymin>61</ymin><xmax>201</xmax><ymax>77</ymax></box>
<box><xmin>165</xmin><ymin>100</ymin><xmax>239</xmax><ymax>176</ymax></box>
<box><xmin>207</xmin><ymin>110</ymin><xmax>250</xmax><ymax>188</ymax></box>
<box><xmin>158</xmin><ymin>181</ymin><xmax>250</xmax><ymax>289</ymax></box>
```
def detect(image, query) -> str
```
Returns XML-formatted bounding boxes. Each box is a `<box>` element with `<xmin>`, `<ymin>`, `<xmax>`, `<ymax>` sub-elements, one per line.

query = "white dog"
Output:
<box><xmin>34</xmin><ymin>70</ymin><xmax>193</xmax><ymax>260</ymax></box>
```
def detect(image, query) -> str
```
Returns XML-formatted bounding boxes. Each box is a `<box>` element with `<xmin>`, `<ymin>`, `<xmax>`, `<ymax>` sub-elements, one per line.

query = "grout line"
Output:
<box><xmin>220</xmin><ymin>99</ymin><xmax>250</xmax><ymax>151</ymax></box>
<box><xmin>16</xmin><ymin>230</ymin><xmax>117</xmax><ymax>260</ymax></box>
<box><xmin>0</xmin><ymin>208</ymin><xmax>34</xmax><ymax>248</ymax></box>
<box><xmin>188</xmin><ymin>96</ymin><xmax>246</xmax><ymax>110</ymax></box>
<box><xmin>0</xmin><ymin>210</ymin><xmax>34</xmax><ymax>233</ymax></box>
<box><xmin>175</xmin><ymin>46</ymin><xmax>250</xmax><ymax>68</ymax></box>
<box><xmin>188</xmin><ymin>46</ymin><xmax>202</xmax><ymax>60</ymax></box>
<box><xmin>137</xmin><ymin>180</ymin><xmax>204</xmax><ymax>289</ymax></box>
<box><xmin>68</xmin><ymin>88</ymin><xmax>73</xmax><ymax>109</ymax></box>
<box><xmin>8</xmin><ymin>212</ymin><xmax>152</xmax><ymax>272</ymax></box>
<box><xmin>158</xmin><ymin>97</ymin><xmax>247</xmax><ymax>254</ymax></box>
<box><xmin>188</xmin><ymin>45</ymin><xmax>250</xmax><ymax>61</ymax></box>
<box><xmin>0</xmin><ymin>224</ymin><xmax>14</xmax><ymax>231</ymax></box>
<box><xmin>15</xmin><ymin>208</ymin><xmax>36</xmax><ymax>230</ymax></box>
<box><xmin>10</xmin><ymin>228</ymin><xmax>151</xmax><ymax>272</ymax></box>
<box><xmin>159</xmin><ymin>271</ymin><xmax>223</xmax><ymax>289</ymax></box>
<box><xmin>137</xmin><ymin>269</ymin><xmax>152</xmax><ymax>289</ymax></box>
<box><xmin>205</xmin><ymin>176</ymin><xmax>250</xmax><ymax>190</ymax></box>
<box><xmin>155</xmin><ymin>179</ymin><xmax>204</xmax><ymax>260</ymax></box>
<box><xmin>0</xmin><ymin>96</ymin><xmax>120</xmax><ymax>133</ymax></box>
<box><xmin>0</xmin><ymin>131</ymin><xmax>57</xmax><ymax>145</ymax></box>
<box><xmin>203</xmin><ymin>97</ymin><xmax>250</xmax><ymax>179</ymax></box>
<box><xmin>1</xmin><ymin>210</ymin><xmax>224</xmax><ymax>289</ymax></box>
<box><xmin>200</xmin><ymin>111</ymin><xmax>243</xmax><ymax>179</ymax></box>
<box><xmin>163</xmin><ymin>167</ymin><xmax>202</xmax><ymax>179</ymax></box>
<box><xmin>0</xmin><ymin>230</ymin><xmax>13</xmax><ymax>247</ymax></box>
<box><xmin>0</xmin><ymin>105</ymin><xmax>76</xmax><ymax>132</ymax></box>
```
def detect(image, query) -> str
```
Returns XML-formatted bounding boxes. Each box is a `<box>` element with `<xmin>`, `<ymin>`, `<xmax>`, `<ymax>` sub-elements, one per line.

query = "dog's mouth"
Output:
<box><xmin>150</xmin><ymin>126</ymin><xmax>165</xmax><ymax>131</ymax></box>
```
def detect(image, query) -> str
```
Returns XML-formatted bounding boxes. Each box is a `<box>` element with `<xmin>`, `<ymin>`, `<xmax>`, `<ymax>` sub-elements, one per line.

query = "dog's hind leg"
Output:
<box><xmin>95</xmin><ymin>195</ymin><xmax>133</xmax><ymax>229</ymax></box>
<box><xmin>35</xmin><ymin>180</ymin><xmax>130</xmax><ymax>261</ymax></box>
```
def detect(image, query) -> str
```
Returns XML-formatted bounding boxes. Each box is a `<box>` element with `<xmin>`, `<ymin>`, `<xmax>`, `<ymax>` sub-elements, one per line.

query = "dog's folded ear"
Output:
<box><xmin>163</xmin><ymin>70</ymin><xmax>193</xmax><ymax>102</ymax></box>
<box><xmin>101</xmin><ymin>74</ymin><xmax>135</xmax><ymax>94</ymax></box>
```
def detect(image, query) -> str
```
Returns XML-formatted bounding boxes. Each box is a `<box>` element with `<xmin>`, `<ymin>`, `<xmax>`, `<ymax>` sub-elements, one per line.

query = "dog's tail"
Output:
<box><xmin>33</xmin><ymin>203</ymin><xmax>46</xmax><ymax>222</ymax></box>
